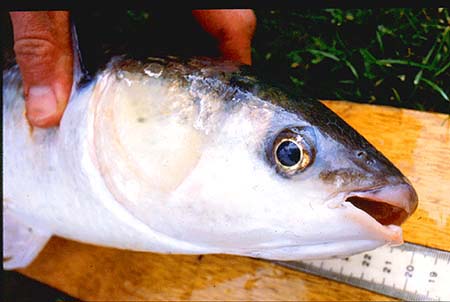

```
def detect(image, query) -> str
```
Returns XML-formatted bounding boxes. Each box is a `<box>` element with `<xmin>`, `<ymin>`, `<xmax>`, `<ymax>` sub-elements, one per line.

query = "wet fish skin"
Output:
<box><xmin>3</xmin><ymin>56</ymin><xmax>418</xmax><ymax>269</ymax></box>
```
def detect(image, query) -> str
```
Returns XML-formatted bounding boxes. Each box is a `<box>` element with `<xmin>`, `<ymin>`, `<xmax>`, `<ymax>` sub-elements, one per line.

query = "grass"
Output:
<box><xmin>252</xmin><ymin>9</ymin><xmax>450</xmax><ymax>113</ymax></box>
<box><xmin>2</xmin><ymin>9</ymin><xmax>449</xmax><ymax>113</ymax></box>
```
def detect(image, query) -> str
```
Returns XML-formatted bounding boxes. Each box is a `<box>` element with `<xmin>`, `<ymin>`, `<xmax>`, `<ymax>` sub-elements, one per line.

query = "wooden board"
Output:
<box><xmin>16</xmin><ymin>101</ymin><xmax>450</xmax><ymax>301</ymax></box>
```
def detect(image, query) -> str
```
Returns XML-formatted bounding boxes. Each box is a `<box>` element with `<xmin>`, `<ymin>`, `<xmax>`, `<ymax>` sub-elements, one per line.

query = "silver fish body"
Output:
<box><xmin>3</xmin><ymin>57</ymin><xmax>418</xmax><ymax>269</ymax></box>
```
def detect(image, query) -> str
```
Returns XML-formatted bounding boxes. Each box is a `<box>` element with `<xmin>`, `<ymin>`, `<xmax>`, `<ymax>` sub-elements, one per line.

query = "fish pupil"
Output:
<box><xmin>276</xmin><ymin>141</ymin><xmax>301</xmax><ymax>167</ymax></box>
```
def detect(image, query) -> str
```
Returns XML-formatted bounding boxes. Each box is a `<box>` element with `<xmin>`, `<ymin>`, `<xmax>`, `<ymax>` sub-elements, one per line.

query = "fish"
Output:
<box><xmin>3</xmin><ymin>55</ymin><xmax>418</xmax><ymax>270</ymax></box>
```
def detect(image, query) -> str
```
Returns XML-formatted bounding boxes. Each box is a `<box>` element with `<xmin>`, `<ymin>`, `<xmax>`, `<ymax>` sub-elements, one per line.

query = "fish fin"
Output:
<box><xmin>3</xmin><ymin>210</ymin><xmax>51</xmax><ymax>270</ymax></box>
<box><xmin>70</xmin><ymin>17</ymin><xmax>91</xmax><ymax>88</ymax></box>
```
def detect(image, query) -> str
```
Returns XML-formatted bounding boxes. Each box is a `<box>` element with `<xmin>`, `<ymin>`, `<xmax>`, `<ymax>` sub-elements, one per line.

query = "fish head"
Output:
<box><xmin>91</xmin><ymin>58</ymin><xmax>418</xmax><ymax>260</ymax></box>
<box><xmin>245</xmin><ymin>95</ymin><xmax>419</xmax><ymax>260</ymax></box>
<box><xmin>172</xmin><ymin>98</ymin><xmax>417</xmax><ymax>260</ymax></box>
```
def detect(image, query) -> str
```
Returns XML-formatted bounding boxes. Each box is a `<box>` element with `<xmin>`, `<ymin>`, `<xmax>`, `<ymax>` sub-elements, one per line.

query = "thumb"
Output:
<box><xmin>10</xmin><ymin>11</ymin><xmax>73</xmax><ymax>128</ymax></box>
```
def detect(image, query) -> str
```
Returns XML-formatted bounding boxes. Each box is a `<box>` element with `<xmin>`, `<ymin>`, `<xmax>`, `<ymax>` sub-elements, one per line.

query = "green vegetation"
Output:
<box><xmin>252</xmin><ymin>9</ymin><xmax>449</xmax><ymax>113</ymax></box>
<box><xmin>3</xmin><ymin>9</ymin><xmax>448</xmax><ymax>113</ymax></box>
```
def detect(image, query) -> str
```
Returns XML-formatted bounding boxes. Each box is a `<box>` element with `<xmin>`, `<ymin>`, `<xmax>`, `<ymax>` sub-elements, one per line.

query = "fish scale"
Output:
<box><xmin>272</xmin><ymin>242</ymin><xmax>450</xmax><ymax>301</ymax></box>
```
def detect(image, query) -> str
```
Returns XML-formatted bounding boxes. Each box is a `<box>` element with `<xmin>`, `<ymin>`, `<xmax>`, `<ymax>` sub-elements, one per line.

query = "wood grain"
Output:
<box><xmin>17</xmin><ymin>101</ymin><xmax>450</xmax><ymax>301</ymax></box>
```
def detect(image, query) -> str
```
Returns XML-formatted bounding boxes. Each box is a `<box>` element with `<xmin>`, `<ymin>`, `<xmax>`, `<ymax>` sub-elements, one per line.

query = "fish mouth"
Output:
<box><xmin>344</xmin><ymin>183</ymin><xmax>418</xmax><ymax>226</ymax></box>
<box><xmin>233</xmin><ymin>183</ymin><xmax>419</xmax><ymax>261</ymax></box>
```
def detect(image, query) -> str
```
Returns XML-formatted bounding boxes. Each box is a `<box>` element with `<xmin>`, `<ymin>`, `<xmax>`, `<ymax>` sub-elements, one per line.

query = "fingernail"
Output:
<box><xmin>26</xmin><ymin>86</ymin><xmax>57</xmax><ymax>125</ymax></box>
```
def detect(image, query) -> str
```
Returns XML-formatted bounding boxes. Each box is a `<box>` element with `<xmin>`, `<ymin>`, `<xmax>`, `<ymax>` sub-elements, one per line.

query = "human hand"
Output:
<box><xmin>10</xmin><ymin>10</ymin><xmax>256</xmax><ymax>128</ymax></box>
<box><xmin>192</xmin><ymin>9</ymin><xmax>256</xmax><ymax>65</ymax></box>
<box><xmin>10</xmin><ymin>11</ymin><xmax>73</xmax><ymax>128</ymax></box>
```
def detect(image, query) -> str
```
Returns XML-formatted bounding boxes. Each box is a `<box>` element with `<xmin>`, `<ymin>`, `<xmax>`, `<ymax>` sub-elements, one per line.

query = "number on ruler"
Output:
<box><xmin>428</xmin><ymin>271</ymin><xmax>438</xmax><ymax>283</ymax></box>
<box><xmin>383</xmin><ymin>261</ymin><xmax>392</xmax><ymax>274</ymax></box>
<box><xmin>362</xmin><ymin>254</ymin><xmax>371</xmax><ymax>267</ymax></box>
<box><xmin>405</xmin><ymin>264</ymin><xmax>414</xmax><ymax>278</ymax></box>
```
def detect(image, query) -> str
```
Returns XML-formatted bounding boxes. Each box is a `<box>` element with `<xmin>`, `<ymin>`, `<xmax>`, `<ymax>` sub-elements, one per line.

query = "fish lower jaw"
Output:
<box><xmin>235</xmin><ymin>222</ymin><xmax>403</xmax><ymax>261</ymax></box>
<box><xmin>383</xmin><ymin>224</ymin><xmax>403</xmax><ymax>243</ymax></box>
<box><xmin>243</xmin><ymin>238</ymin><xmax>400</xmax><ymax>261</ymax></box>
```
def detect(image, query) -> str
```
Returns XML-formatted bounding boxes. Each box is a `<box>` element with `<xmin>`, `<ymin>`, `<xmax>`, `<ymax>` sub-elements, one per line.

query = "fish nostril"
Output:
<box><xmin>356</xmin><ymin>150</ymin><xmax>366</xmax><ymax>158</ymax></box>
<box><xmin>355</xmin><ymin>150</ymin><xmax>376</xmax><ymax>166</ymax></box>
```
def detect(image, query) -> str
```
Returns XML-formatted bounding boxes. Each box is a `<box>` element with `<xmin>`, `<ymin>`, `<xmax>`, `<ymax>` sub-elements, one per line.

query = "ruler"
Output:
<box><xmin>272</xmin><ymin>242</ymin><xmax>450</xmax><ymax>301</ymax></box>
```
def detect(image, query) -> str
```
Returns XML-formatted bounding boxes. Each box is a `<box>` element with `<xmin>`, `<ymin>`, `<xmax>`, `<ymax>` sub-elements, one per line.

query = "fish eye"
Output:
<box><xmin>276</xmin><ymin>140</ymin><xmax>301</xmax><ymax>167</ymax></box>
<box><xmin>271</xmin><ymin>127</ymin><xmax>315</xmax><ymax>176</ymax></box>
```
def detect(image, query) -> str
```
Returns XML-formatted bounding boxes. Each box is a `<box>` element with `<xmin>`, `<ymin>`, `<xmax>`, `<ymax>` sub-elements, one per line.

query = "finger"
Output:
<box><xmin>192</xmin><ymin>9</ymin><xmax>256</xmax><ymax>65</ymax></box>
<box><xmin>10</xmin><ymin>11</ymin><xmax>73</xmax><ymax>128</ymax></box>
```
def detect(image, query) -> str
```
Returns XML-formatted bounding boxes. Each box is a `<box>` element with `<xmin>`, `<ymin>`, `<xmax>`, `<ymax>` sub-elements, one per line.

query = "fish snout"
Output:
<box><xmin>345</xmin><ymin>181</ymin><xmax>418</xmax><ymax>226</ymax></box>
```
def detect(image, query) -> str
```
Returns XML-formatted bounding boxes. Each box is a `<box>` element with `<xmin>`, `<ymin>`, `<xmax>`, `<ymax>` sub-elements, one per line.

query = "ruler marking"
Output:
<box><xmin>270</xmin><ymin>242</ymin><xmax>450</xmax><ymax>301</ymax></box>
